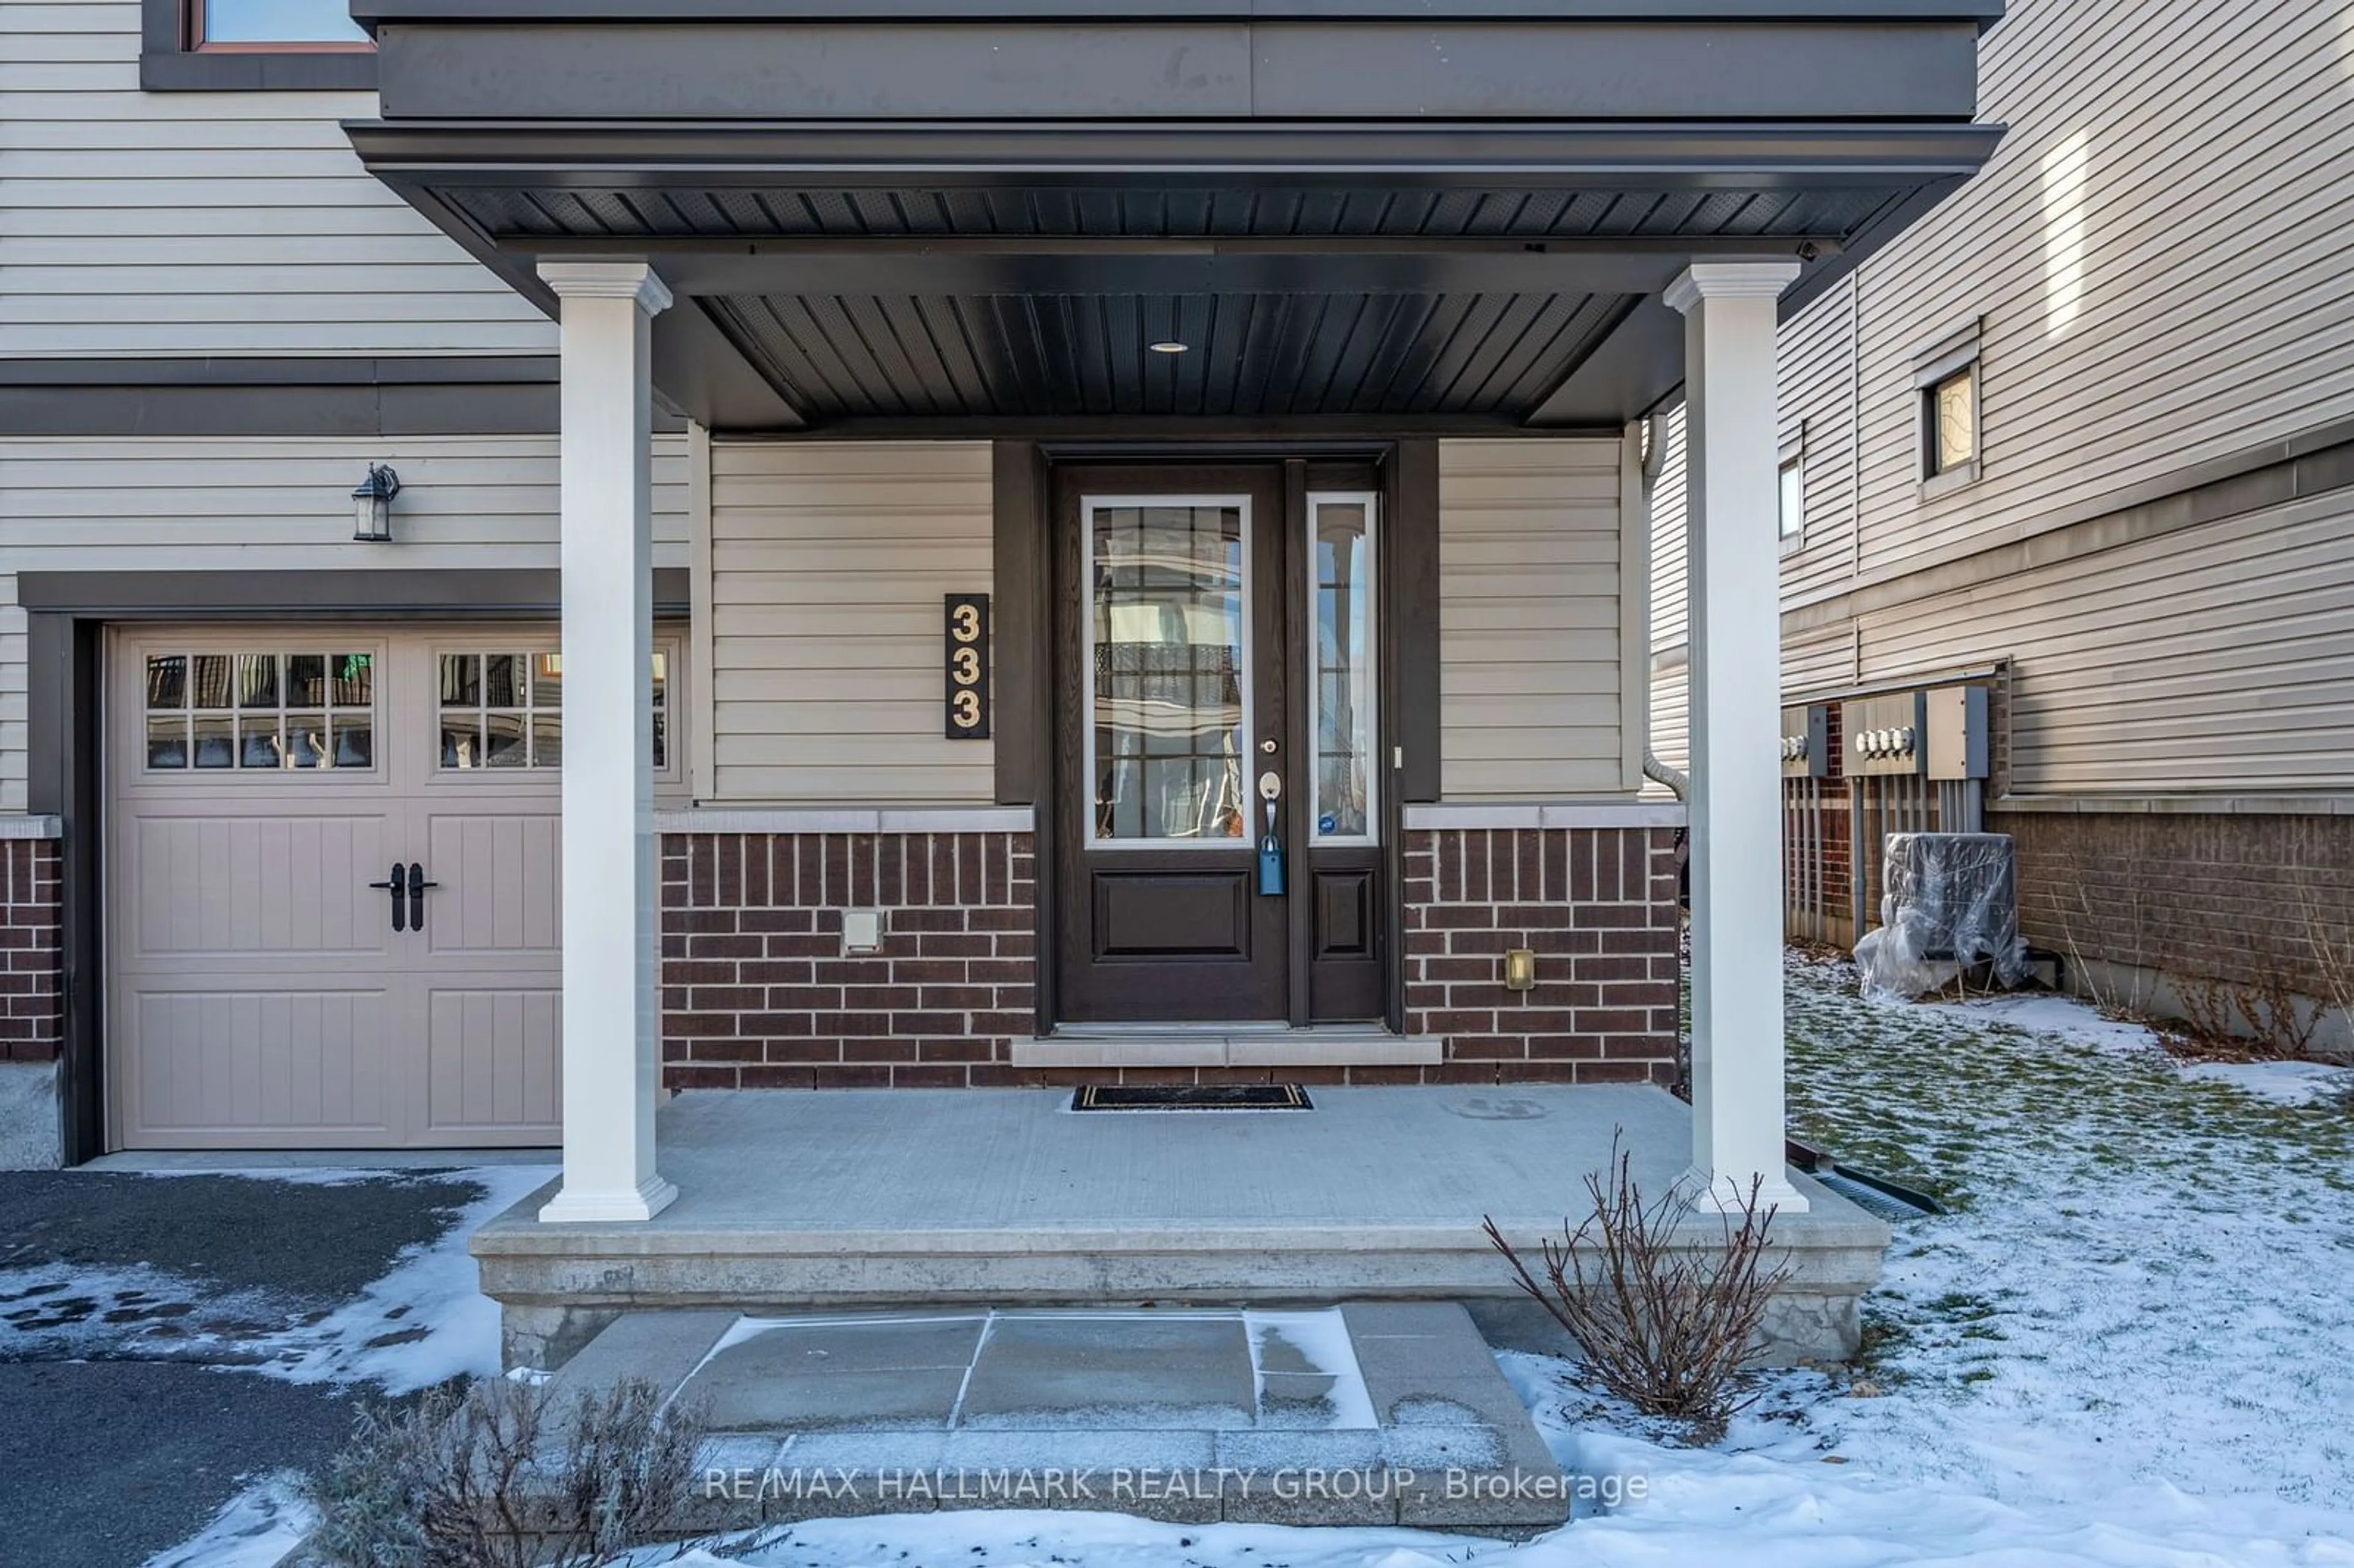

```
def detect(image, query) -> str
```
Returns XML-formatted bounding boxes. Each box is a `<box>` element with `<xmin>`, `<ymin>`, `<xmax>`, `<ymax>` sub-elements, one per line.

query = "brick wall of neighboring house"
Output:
<box><xmin>1995</xmin><ymin>809</ymin><xmax>2354</xmax><ymax>1011</ymax></box>
<box><xmin>0</xmin><ymin>839</ymin><xmax>63</xmax><ymax>1063</ymax></box>
<box><xmin>1402</xmin><ymin>828</ymin><xmax>1682</xmax><ymax>1086</ymax></box>
<box><xmin>660</xmin><ymin>832</ymin><xmax>1037</xmax><ymax>1088</ymax></box>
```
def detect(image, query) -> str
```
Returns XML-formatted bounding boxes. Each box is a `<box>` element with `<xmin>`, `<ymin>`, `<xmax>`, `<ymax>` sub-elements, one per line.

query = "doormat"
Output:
<box><xmin>1072</xmin><ymin>1084</ymin><xmax>1313</xmax><ymax>1111</ymax></box>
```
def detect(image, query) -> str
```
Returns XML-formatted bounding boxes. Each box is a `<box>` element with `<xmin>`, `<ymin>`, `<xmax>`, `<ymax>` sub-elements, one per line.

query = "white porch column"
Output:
<box><xmin>1664</xmin><ymin>261</ymin><xmax>1808</xmax><ymax>1213</ymax></box>
<box><xmin>538</xmin><ymin>259</ymin><xmax>677</xmax><ymax>1224</ymax></box>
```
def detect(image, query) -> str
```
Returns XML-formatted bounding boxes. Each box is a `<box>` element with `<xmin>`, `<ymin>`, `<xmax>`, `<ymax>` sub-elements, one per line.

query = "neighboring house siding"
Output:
<box><xmin>1778</xmin><ymin>274</ymin><xmax>1859</xmax><ymax>608</ymax></box>
<box><xmin>706</xmin><ymin>440</ymin><xmax>994</xmax><ymax>807</ymax></box>
<box><xmin>1842</xmin><ymin>0</ymin><xmax>2354</xmax><ymax>581</ymax></box>
<box><xmin>1783</xmin><ymin>626</ymin><xmax>1857</xmax><ymax>701</ymax></box>
<box><xmin>1859</xmin><ymin>490</ymin><xmax>2354</xmax><ymax>794</ymax></box>
<box><xmin>0</xmin><ymin>0</ymin><xmax>548</xmax><ymax>357</ymax></box>
<box><xmin>1643</xmin><ymin>408</ymin><xmax>1689</xmax><ymax>791</ymax></box>
<box><xmin>0</xmin><ymin>433</ymin><xmax>691</xmax><ymax>806</ymax></box>
<box><xmin>1647</xmin><ymin>0</ymin><xmax>2354</xmax><ymax>796</ymax></box>
<box><xmin>1437</xmin><ymin>438</ymin><xmax>1628</xmax><ymax>801</ymax></box>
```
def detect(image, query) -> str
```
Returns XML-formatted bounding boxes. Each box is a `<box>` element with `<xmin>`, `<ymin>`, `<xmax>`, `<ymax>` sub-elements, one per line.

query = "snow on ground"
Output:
<box><xmin>143</xmin><ymin>1476</ymin><xmax>312</xmax><ymax>1568</ymax></box>
<box><xmin>269</xmin><ymin>1163</ymin><xmax>554</xmax><ymax>1393</ymax></box>
<box><xmin>162</xmin><ymin>966</ymin><xmax>2354</xmax><ymax>1566</ymax></box>
<box><xmin>2179</xmin><ymin>1059</ymin><xmax>2354</xmax><ymax>1107</ymax></box>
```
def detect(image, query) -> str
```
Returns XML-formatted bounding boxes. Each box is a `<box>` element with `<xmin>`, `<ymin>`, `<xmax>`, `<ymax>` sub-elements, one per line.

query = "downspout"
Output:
<box><xmin>1643</xmin><ymin>753</ymin><xmax>1689</xmax><ymax>801</ymax></box>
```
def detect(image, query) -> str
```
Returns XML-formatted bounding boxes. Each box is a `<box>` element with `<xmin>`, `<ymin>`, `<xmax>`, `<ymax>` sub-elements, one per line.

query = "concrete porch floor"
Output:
<box><xmin>476</xmin><ymin>1086</ymin><xmax>1887</xmax><ymax>1370</ymax></box>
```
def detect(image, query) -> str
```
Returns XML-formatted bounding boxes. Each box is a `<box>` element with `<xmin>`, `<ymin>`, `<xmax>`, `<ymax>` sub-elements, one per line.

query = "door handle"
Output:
<box><xmin>367</xmin><ymin>862</ymin><xmax>406</xmax><ymax>933</ymax></box>
<box><xmin>405</xmin><ymin>862</ymin><xmax>440</xmax><ymax>933</ymax></box>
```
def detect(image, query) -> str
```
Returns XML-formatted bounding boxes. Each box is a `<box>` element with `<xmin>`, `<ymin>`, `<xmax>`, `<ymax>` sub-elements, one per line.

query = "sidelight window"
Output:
<box><xmin>1308</xmin><ymin>493</ymin><xmax>1377</xmax><ymax>842</ymax></box>
<box><xmin>1084</xmin><ymin>497</ymin><xmax>1252</xmax><ymax>845</ymax></box>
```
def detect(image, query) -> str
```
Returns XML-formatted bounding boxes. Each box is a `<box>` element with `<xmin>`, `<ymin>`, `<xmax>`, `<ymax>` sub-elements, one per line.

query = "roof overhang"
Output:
<box><xmin>347</xmin><ymin>9</ymin><xmax>2003</xmax><ymax>434</ymax></box>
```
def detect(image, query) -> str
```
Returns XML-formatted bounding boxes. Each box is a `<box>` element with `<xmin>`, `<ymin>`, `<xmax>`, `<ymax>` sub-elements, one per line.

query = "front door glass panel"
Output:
<box><xmin>1086</xmin><ymin>498</ymin><xmax>1252</xmax><ymax>846</ymax></box>
<box><xmin>1309</xmin><ymin>493</ymin><xmax>1377</xmax><ymax>842</ymax></box>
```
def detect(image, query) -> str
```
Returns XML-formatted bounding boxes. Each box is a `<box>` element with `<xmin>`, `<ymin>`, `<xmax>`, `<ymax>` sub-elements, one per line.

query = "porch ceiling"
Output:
<box><xmin>698</xmin><ymin>287</ymin><xmax>1633</xmax><ymax>424</ymax></box>
<box><xmin>348</xmin><ymin>7</ymin><xmax>2003</xmax><ymax>432</ymax></box>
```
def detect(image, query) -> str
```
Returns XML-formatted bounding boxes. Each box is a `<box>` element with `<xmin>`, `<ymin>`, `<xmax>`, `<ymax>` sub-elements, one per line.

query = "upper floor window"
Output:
<box><xmin>142</xmin><ymin>0</ymin><xmax>376</xmax><ymax>89</ymax></box>
<box><xmin>1912</xmin><ymin>320</ymin><xmax>1983</xmax><ymax>498</ymax></box>
<box><xmin>195</xmin><ymin>0</ymin><xmax>368</xmax><ymax>45</ymax></box>
<box><xmin>1778</xmin><ymin>456</ymin><xmax>1805</xmax><ymax>544</ymax></box>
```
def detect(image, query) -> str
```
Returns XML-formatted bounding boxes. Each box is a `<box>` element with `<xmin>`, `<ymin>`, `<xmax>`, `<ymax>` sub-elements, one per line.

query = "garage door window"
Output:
<box><xmin>437</xmin><ymin>651</ymin><xmax>668</xmax><ymax>771</ymax></box>
<box><xmin>144</xmin><ymin>651</ymin><xmax>375</xmax><ymax>771</ymax></box>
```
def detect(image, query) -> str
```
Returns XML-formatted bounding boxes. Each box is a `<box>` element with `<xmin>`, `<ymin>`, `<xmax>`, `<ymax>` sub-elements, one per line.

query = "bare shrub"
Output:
<box><xmin>2173</xmin><ymin>973</ymin><xmax>2243</xmax><ymax>1049</ymax></box>
<box><xmin>1483</xmin><ymin>1130</ymin><xmax>1791</xmax><ymax>1444</ymax></box>
<box><xmin>2163</xmin><ymin>961</ymin><xmax>2317</xmax><ymax>1063</ymax></box>
<box><xmin>300</xmin><ymin>1375</ymin><xmax>707</xmax><ymax>1568</ymax></box>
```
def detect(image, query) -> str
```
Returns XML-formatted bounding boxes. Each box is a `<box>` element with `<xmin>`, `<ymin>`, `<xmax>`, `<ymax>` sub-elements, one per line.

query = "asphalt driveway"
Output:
<box><xmin>0</xmin><ymin>1168</ymin><xmax>501</xmax><ymax>1568</ymax></box>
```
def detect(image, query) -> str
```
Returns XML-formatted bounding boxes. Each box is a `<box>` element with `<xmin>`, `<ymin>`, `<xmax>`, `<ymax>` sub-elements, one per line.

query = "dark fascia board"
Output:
<box><xmin>369</xmin><ymin>21</ymin><xmax>1983</xmax><ymax>123</ymax></box>
<box><xmin>345</xmin><ymin>120</ymin><xmax>2004</xmax><ymax>182</ymax></box>
<box><xmin>356</xmin><ymin>0</ymin><xmax>2002</xmax><ymax>23</ymax></box>
<box><xmin>19</xmin><ymin>568</ymin><xmax>692</xmax><ymax>617</ymax></box>
<box><xmin>0</xmin><ymin>356</ymin><xmax>576</xmax><ymax>438</ymax></box>
<box><xmin>141</xmin><ymin>0</ymin><xmax>378</xmax><ymax>89</ymax></box>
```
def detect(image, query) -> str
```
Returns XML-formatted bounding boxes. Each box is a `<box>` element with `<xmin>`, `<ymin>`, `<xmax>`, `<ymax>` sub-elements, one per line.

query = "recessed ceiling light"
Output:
<box><xmin>1148</xmin><ymin>340</ymin><xmax>1190</xmax><ymax>355</ymax></box>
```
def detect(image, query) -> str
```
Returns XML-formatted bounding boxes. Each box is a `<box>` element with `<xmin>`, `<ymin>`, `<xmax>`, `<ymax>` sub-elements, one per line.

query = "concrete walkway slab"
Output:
<box><xmin>563</xmin><ymin>1300</ymin><xmax>1571</xmax><ymax>1536</ymax></box>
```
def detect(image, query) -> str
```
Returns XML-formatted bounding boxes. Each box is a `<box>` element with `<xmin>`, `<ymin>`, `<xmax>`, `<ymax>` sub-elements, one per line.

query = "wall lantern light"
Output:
<box><xmin>351</xmin><ymin>463</ymin><xmax>401</xmax><ymax>542</ymax></box>
<box><xmin>1502</xmin><ymin>947</ymin><xmax>1537</xmax><ymax>992</ymax></box>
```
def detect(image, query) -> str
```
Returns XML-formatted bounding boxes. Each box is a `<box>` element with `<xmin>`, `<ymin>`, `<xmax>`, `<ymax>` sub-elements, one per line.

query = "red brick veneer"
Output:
<box><xmin>1403</xmin><ymin>827</ymin><xmax>1682</xmax><ymax>1085</ymax></box>
<box><xmin>660</xmin><ymin>832</ymin><xmax>1036</xmax><ymax>1088</ymax></box>
<box><xmin>0</xmin><ymin>839</ymin><xmax>62</xmax><ymax>1064</ymax></box>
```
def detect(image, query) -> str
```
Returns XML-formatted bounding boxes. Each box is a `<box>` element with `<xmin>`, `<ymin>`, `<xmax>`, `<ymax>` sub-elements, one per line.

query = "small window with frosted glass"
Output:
<box><xmin>436</xmin><ymin>651</ymin><xmax>669</xmax><ymax>771</ymax></box>
<box><xmin>145</xmin><ymin>652</ymin><xmax>374</xmax><ymax>771</ymax></box>
<box><xmin>1309</xmin><ymin>493</ymin><xmax>1377</xmax><ymax>843</ymax></box>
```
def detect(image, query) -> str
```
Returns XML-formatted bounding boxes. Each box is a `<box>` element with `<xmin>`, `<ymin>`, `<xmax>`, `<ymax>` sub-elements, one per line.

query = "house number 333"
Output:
<box><xmin>943</xmin><ymin>593</ymin><xmax>991</xmax><ymax>740</ymax></box>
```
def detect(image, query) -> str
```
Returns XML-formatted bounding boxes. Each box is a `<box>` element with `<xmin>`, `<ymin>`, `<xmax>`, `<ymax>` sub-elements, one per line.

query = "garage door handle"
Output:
<box><xmin>368</xmin><ymin>864</ymin><xmax>408</xmax><ymax>934</ymax></box>
<box><xmin>405</xmin><ymin>862</ymin><xmax>440</xmax><ymax>933</ymax></box>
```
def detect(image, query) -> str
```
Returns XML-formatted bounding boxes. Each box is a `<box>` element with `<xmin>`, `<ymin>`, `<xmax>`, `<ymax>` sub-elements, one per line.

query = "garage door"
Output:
<box><xmin>108</xmin><ymin>628</ymin><xmax>638</xmax><ymax>1149</ymax></box>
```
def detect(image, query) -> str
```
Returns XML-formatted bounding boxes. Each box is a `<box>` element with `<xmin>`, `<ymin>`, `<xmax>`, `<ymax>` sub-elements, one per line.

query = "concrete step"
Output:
<box><xmin>544</xmin><ymin>1301</ymin><xmax>1571</xmax><ymax>1537</ymax></box>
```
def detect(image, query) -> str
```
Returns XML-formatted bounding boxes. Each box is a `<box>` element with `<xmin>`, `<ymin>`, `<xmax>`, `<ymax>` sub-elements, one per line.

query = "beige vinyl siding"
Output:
<box><xmin>1643</xmin><ymin>407</ymin><xmax>1689</xmax><ymax>789</ymax></box>
<box><xmin>1783</xmin><ymin>625</ymin><xmax>1857</xmax><ymax>700</ymax></box>
<box><xmin>1438</xmin><ymin>437</ymin><xmax>1628</xmax><ymax>799</ymax></box>
<box><xmin>1838</xmin><ymin>0</ymin><xmax>2354</xmax><ymax>580</ymax></box>
<box><xmin>0</xmin><ymin>432</ymin><xmax>691</xmax><ymax>806</ymax></box>
<box><xmin>0</xmin><ymin>0</ymin><xmax>547</xmax><ymax>357</ymax></box>
<box><xmin>1777</xmin><ymin>273</ymin><xmax>1859</xmax><ymax>607</ymax></box>
<box><xmin>1858</xmin><ymin>489</ymin><xmax>2354</xmax><ymax>794</ymax></box>
<box><xmin>707</xmin><ymin>441</ymin><xmax>993</xmax><ymax>805</ymax></box>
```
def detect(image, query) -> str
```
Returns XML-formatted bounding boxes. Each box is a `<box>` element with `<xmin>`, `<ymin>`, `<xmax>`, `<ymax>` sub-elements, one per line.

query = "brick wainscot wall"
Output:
<box><xmin>1403</xmin><ymin>827</ymin><xmax>1682</xmax><ymax>1086</ymax></box>
<box><xmin>661</xmin><ymin>831</ymin><xmax>1037</xmax><ymax>1088</ymax></box>
<box><xmin>0</xmin><ymin>838</ymin><xmax>63</xmax><ymax>1064</ymax></box>
<box><xmin>659</xmin><ymin>824</ymin><xmax>1684</xmax><ymax>1087</ymax></box>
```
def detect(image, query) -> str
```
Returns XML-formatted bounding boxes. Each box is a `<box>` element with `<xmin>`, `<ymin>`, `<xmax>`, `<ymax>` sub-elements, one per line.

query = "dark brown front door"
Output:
<box><xmin>1053</xmin><ymin>462</ymin><xmax>1384</xmax><ymax>1025</ymax></box>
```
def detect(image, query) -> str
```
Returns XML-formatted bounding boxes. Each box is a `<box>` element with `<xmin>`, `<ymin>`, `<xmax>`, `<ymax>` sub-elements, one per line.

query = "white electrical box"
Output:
<box><xmin>842</xmin><ymin>908</ymin><xmax>885</xmax><ymax>954</ymax></box>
